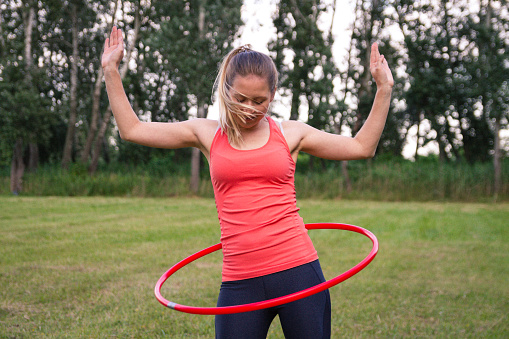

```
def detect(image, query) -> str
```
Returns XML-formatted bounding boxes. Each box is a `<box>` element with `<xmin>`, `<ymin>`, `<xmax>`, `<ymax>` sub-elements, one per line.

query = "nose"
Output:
<box><xmin>240</xmin><ymin>101</ymin><xmax>258</xmax><ymax>114</ymax></box>
<box><xmin>247</xmin><ymin>102</ymin><xmax>258</xmax><ymax>112</ymax></box>
<box><xmin>241</xmin><ymin>99</ymin><xmax>256</xmax><ymax>107</ymax></box>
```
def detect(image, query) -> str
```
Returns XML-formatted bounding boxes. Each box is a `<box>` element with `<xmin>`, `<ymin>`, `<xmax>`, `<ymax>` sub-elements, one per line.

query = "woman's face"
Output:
<box><xmin>230</xmin><ymin>74</ymin><xmax>275</xmax><ymax>129</ymax></box>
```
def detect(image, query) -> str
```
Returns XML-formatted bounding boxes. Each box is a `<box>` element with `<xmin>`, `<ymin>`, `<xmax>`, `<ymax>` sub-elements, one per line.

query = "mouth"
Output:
<box><xmin>244</xmin><ymin>112</ymin><xmax>263</xmax><ymax>122</ymax></box>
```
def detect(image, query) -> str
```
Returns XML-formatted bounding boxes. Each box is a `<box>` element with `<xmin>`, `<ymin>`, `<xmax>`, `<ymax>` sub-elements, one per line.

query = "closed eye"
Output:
<box><xmin>235</xmin><ymin>97</ymin><xmax>265</xmax><ymax>105</ymax></box>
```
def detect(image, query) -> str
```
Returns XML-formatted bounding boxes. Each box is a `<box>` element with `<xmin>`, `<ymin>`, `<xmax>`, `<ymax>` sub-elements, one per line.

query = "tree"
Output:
<box><xmin>333</xmin><ymin>0</ymin><xmax>402</xmax><ymax>195</ymax></box>
<box><xmin>143</xmin><ymin>0</ymin><xmax>242</xmax><ymax>192</ymax></box>
<box><xmin>80</xmin><ymin>1</ymin><xmax>118</xmax><ymax>165</ymax></box>
<box><xmin>346</xmin><ymin>0</ymin><xmax>403</xmax><ymax>156</ymax></box>
<box><xmin>89</xmin><ymin>0</ymin><xmax>142</xmax><ymax>174</ymax></box>
<box><xmin>270</xmin><ymin>0</ymin><xmax>338</xmax><ymax>127</ymax></box>
<box><xmin>61</xmin><ymin>2</ymin><xmax>80</xmax><ymax>169</ymax></box>
<box><xmin>36</xmin><ymin>0</ymin><xmax>109</xmax><ymax>169</ymax></box>
<box><xmin>0</xmin><ymin>0</ymin><xmax>55</xmax><ymax>193</ymax></box>
<box><xmin>469</xmin><ymin>0</ymin><xmax>509</xmax><ymax>196</ymax></box>
<box><xmin>394</xmin><ymin>0</ymin><xmax>507</xmax><ymax>164</ymax></box>
<box><xmin>269</xmin><ymin>0</ymin><xmax>340</xmax><ymax>173</ymax></box>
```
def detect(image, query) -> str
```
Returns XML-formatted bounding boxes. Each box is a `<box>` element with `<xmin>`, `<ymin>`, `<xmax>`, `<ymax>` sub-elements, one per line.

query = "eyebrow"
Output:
<box><xmin>234</xmin><ymin>94</ymin><xmax>267</xmax><ymax>101</ymax></box>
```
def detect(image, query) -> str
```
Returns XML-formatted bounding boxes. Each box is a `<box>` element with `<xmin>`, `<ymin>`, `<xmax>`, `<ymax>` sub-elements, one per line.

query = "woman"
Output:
<box><xmin>102</xmin><ymin>26</ymin><xmax>393</xmax><ymax>339</ymax></box>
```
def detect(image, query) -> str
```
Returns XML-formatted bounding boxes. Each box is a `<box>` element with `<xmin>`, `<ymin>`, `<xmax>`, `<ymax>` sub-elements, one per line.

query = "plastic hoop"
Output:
<box><xmin>155</xmin><ymin>223</ymin><xmax>378</xmax><ymax>315</ymax></box>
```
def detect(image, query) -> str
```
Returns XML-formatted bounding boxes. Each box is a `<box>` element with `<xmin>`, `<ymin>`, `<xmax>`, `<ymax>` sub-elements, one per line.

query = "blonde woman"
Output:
<box><xmin>102</xmin><ymin>26</ymin><xmax>393</xmax><ymax>339</ymax></box>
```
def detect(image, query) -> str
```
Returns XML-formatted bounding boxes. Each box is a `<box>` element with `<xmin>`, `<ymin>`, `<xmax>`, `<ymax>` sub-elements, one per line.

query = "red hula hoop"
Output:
<box><xmin>154</xmin><ymin>223</ymin><xmax>378</xmax><ymax>315</ymax></box>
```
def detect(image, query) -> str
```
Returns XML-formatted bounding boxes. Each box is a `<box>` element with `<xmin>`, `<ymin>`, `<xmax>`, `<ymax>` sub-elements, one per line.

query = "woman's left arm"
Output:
<box><xmin>289</xmin><ymin>42</ymin><xmax>394</xmax><ymax>161</ymax></box>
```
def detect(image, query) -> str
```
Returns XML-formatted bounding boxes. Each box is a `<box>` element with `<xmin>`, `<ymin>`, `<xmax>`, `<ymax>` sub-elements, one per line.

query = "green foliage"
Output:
<box><xmin>294</xmin><ymin>155</ymin><xmax>509</xmax><ymax>201</ymax></box>
<box><xmin>394</xmin><ymin>0</ymin><xmax>508</xmax><ymax>163</ymax></box>
<box><xmin>0</xmin><ymin>65</ymin><xmax>57</xmax><ymax>166</ymax></box>
<box><xmin>0</xmin><ymin>0</ymin><xmax>109</xmax><ymax>167</ymax></box>
<box><xmin>1</xmin><ymin>158</ymin><xmax>507</xmax><ymax>202</ymax></box>
<box><xmin>270</xmin><ymin>0</ymin><xmax>339</xmax><ymax>130</ymax></box>
<box><xmin>140</xmin><ymin>0</ymin><xmax>243</xmax><ymax>122</ymax></box>
<box><xmin>0</xmin><ymin>164</ymin><xmax>204</xmax><ymax>197</ymax></box>
<box><xmin>0</xmin><ymin>0</ymin><xmax>506</xmax><ymax>176</ymax></box>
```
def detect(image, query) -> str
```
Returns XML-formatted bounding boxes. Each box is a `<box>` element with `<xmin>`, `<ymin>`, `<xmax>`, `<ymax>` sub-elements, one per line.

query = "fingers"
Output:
<box><xmin>111</xmin><ymin>26</ymin><xmax>117</xmax><ymax>45</ymax></box>
<box><xmin>370</xmin><ymin>42</ymin><xmax>379</xmax><ymax>65</ymax></box>
<box><xmin>106</xmin><ymin>26</ymin><xmax>123</xmax><ymax>48</ymax></box>
<box><xmin>371</xmin><ymin>43</ymin><xmax>390</xmax><ymax>71</ymax></box>
<box><xmin>117</xmin><ymin>28</ymin><xmax>123</xmax><ymax>46</ymax></box>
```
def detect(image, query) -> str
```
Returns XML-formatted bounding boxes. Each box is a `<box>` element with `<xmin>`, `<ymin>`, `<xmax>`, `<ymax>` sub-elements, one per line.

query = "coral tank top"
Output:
<box><xmin>209</xmin><ymin>116</ymin><xmax>318</xmax><ymax>281</ymax></box>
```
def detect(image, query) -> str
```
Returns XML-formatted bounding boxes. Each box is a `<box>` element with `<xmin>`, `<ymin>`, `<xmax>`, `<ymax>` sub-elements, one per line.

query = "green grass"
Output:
<box><xmin>1</xmin><ymin>197</ymin><xmax>507</xmax><ymax>338</ymax></box>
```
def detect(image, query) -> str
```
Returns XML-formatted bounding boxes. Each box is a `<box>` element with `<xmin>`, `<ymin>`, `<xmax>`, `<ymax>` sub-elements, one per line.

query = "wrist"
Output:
<box><xmin>103</xmin><ymin>66</ymin><xmax>121</xmax><ymax>81</ymax></box>
<box><xmin>376</xmin><ymin>84</ymin><xmax>393</xmax><ymax>94</ymax></box>
<box><xmin>103</xmin><ymin>65</ymin><xmax>120</xmax><ymax>75</ymax></box>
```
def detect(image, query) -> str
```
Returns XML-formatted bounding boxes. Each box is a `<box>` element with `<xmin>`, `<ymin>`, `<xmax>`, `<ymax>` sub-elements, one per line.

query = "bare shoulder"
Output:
<box><xmin>187</xmin><ymin>117</ymin><xmax>218</xmax><ymax>131</ymax></box>
<box><xmin>186</xmin><ymin>118</ymin><xmax>218</xmax><ymax>154</ymax></box>
<box><xmin>280</xmin><ymin>120</ymin><xmax>310</xmax><ymax>155</ymax></box>
<box><xmin>281</xmin><ymin>119</ymin><xmax>305</xmax><ymax>129</ymax></box>
<box><xmin>180</xmin><ymin>117</ymin><xmax>217</xmax><ymax>136</ymax></box>
<box><xmin>281</xmin><ymin>120</ymin><xmax>310</xmax><ymax>136</ymax></box>
<box><xmin>184</xmin><ymin>117</ymin><xmax>217</xmax><ymax>126</ymax></box>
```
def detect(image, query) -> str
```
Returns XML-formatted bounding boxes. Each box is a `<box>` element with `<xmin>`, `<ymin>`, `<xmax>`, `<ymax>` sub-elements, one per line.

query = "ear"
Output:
<box><xmin>270</xmin><ymin>87</ymin><xmax>277</xmax><ymax>103</ymax></box>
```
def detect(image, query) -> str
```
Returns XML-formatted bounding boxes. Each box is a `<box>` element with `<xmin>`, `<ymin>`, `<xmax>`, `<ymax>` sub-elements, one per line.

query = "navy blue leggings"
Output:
<box><xmin>215</xmin><ymin>260</ymin><xmax>331</xmax><ymax>339</ymax></box>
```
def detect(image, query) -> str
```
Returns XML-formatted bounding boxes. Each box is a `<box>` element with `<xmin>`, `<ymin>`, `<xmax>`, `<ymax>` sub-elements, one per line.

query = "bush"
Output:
<box><xmin>0</xmin><ymin>157</ymin><xmax>507</xmax><ymax>202</ymax></box>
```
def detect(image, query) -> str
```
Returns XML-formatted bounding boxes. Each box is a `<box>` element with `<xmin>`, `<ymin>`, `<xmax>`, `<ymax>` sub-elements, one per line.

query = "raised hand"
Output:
<box><xmin>102</xmin><ymin>26</ymin><xmax>124</xmax><ymax>71</ymax></box>
<box><xmin>370</xmin><ymin>42</ymin><xmax>394</xmax><ymax>89</ymax></box>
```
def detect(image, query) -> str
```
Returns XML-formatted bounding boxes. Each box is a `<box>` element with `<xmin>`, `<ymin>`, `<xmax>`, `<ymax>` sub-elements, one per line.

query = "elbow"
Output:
<box><xmin>357</xmin><ymin>147</ymin><xmax>377</xmax><ymax>160</ymax></box>
<box><xmin>359</xmin><ymin>152</ymin><xmax>375</xmax><ymax>160</ymax></box>
<box><xmin>118</xmin><ymin>130</ymin><xmax>129</xmax><ymax>141</ymax></box>
<box><xmin>366</xmin><ymin>148</ymin><xmax>377</xmax><ymax>159</ymax></box>
<box><xmin>353</xmin><ymin>139</ymin><xmax>378</xmax><ymax>159</ymax></box>
<box><xmin>351</xmin><ymin>137</ymin><xmax>378</xmax><ymax>160</ymax></box>
<box><xmin>118</xmin><ymin>129</ymin><xmax>136</xmax><ymax>143</ymax></box>
<box><xmin>118</xmin><ymin>122</ymin><xmax>141</xmax><ymax>143</ymax></box>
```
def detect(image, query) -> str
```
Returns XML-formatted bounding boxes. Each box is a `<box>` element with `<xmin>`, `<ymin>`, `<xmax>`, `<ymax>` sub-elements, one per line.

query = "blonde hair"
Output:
<box><xmin>213</xmin><ymin>45</ymin><xmax>278</xmax><ymax>145</ymax></box>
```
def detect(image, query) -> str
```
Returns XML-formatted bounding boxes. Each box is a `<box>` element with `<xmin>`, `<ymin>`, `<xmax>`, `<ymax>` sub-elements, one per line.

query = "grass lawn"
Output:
<box><xmin>0</xmin><ymin>197</ymin><xmax>507</xmax><ymax>338</ymax></box>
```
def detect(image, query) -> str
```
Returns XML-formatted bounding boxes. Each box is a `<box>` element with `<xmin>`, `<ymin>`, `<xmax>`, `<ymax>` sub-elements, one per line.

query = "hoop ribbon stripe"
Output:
<box><xmin>155</xmin><ymin>223</ymin><xmax>378</xmax><ymax>315</ymax></box>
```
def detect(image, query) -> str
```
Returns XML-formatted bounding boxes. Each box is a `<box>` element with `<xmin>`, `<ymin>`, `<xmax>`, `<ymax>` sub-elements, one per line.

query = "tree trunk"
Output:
<box><xmin>10</xmin><ymin>139</ymin><xmax>25</xmax><ymax>195</ymax></box>
<box><xmin>81</xmin><ymin>66</ymin><xmax>104</xmax><ymax>163</ymax></box>
<box><xmin>62</xmin><ymin>4</ymin><xmax>79</xmax><ymax>169</ymax></box>
<box><xmin>414</xmin><ymin>112</ymin><xmax>423</xmax><ymax>160</ymax></box>
<box><xmin>11</xmin><ymin>1</ymin><xmax>35</xmax><ymax>194</ymax></box>
<box><xmin>190</xmin><ymin>145</ymin><xmax>201</xmax><ymax>194</ymax></box>
<box><xmin>493</xmin><ymin>116</ymin><xmax>501</xmax><ymax>199</ymax></box>
<box><xmin>23</xmin><ymin>2</ymin><xmax>34</xmax><ymax>75</ymax></box>
<box><xmin>190</xmin><ymin>3</ymin><xmax>206</xmax><ymax>193</ymax></box>
<box><xmin>336</xmin><ymin>0</ymin><xmax>360</xmax><ymax>196</ymax></box>
<box><xmin>23</xmin><ymin>2</ymin><xmax>38</xmax><ymax>172</ymax></box>
<box><xmin>354</xmin><ymin>0</ymin><xmax>374</xmax><ymax>136</ymax></box>
<box><xmin>89</xmin><ymin>106</ymin><xmax>112</xmax><ymax>174</ymax></box>
<box><xmin>80</xmin><ymin>2</ymin><xmax>118</xmax><ymax>164</ymax></box>
<box><xmin>290</xmin><ymin>90</ymin><xmax>301</xmax><ymax>121</ymax></box>
<box><xmin>341</xmin><ymin>161</ymin><xmax>352</xmax><ymax>193</ymax></box>
<box><xmin>438</xmin><ymin>136</ymin><xmax>447</xmax><ymax>162</ymax></box>
<box><xmin>0</xmin><ymin>4</ymin><xmax>6</xmax><ymax>58</ymax></box>
<box><xmin>190</xmin><ymin>102</ymin><xmax>206</xmax><ymax>193</ymax></box>
<box><xmin>27</xmin><ymin>143</ymin><xmax>39</xmax><ymax>172</ymax></box>
<box><xmin>89</xmin><ymin>3</ymin><xmax>141</xmax><ymax>174</ymax></box>
<box><xmin>483</xmin><ymin>0</ymin><xmax>500</xmax><ymax>199</ymax></box>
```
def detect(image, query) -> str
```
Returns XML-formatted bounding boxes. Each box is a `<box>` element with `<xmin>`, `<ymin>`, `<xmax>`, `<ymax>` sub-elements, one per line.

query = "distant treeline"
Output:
<box><xmin>1</xmin><ymin>1</ymin><xmax>507</xmax><ymax>196</ymax></box>
<box><xmin>1</xmin><ymin>155</ymin><xmax>507</xmax><ymax>202</ymax></box>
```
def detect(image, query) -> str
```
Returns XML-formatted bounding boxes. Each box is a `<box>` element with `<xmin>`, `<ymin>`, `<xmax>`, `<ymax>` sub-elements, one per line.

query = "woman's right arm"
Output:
<box><xmin>102</xmin><ymin>26</ymin><xmax>213</xmax><ymax>151</ymax></box>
